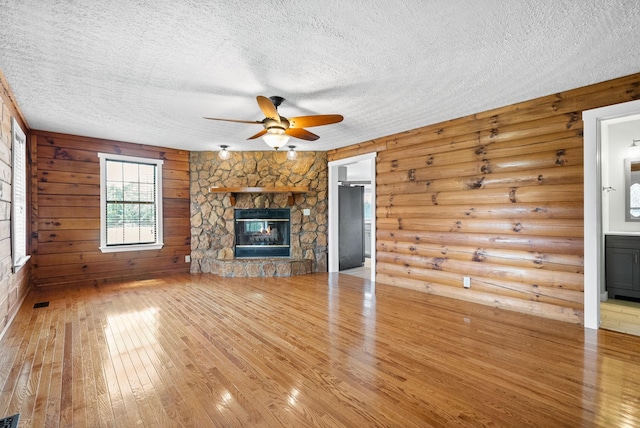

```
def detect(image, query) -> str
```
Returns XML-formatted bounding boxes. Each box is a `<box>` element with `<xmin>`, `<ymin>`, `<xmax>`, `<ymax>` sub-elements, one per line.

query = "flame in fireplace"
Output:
<box><xmin>259</xmin><ymin>224</ymin><xmax>275</xmax><ymax>235</ymax></box>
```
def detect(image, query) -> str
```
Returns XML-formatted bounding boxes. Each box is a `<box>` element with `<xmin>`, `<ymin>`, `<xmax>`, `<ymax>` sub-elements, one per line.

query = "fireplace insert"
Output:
<box><xmin>234</xmin><ymin>208</ymin><xmax>290</xmax><ymax>258</ymax></box>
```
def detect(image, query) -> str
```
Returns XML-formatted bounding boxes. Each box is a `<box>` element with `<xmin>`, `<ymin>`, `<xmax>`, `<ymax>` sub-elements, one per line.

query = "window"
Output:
<box><xmin>98</xmin><ymin>153</ymin><xmax>163</xmax><ymax>252</ymax></box>
<box><xmin>11</xmin><ymin>118</ymin><xmax>30</xmax><ymax>271</ymax></box>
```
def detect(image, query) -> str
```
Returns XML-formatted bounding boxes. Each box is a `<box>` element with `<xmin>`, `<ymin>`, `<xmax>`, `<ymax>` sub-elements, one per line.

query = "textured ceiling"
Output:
<box><xmin>1</xmin><ymin>0</ymin><xmax>640</xmax><ymax>153</ymax></box>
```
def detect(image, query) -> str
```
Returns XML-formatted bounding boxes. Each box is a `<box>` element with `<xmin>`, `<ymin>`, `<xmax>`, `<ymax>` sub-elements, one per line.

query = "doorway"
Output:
<box><xmin>583</xmin><ymin>99</ymin><xmax>640</xmax><ymax>330</ymax></box>
<box><xmin>598</xmin><ymin>114</ymin><xmax>640</xmax><ymax>335</ymax></box>
<box><xmin>328</xmin><ymin>153</ymin><xmax>376</xmax><ymax>286</ymax></box>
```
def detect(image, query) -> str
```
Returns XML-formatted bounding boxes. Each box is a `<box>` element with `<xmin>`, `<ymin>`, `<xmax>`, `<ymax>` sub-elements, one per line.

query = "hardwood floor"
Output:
<box><xmin>1</xmin><ymin>273</ymin><xmax>640</xmax><ymax>427</ymax></box>
<box><xmin>601</xmin><ymin>298</ymin><xmax>640</xmax><ymax>336</ymax></box>
<box><xmin>339</xmin><ymin>257</ymin><xmax>371</xmax><ymax>280</ymax></box>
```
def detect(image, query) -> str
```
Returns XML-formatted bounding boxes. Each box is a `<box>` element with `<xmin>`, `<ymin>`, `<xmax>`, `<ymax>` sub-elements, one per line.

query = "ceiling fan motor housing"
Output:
<box><xmin>264</xmin><ymin>117</ymin><xmax>290</xmax><ymax>131</ymax></box>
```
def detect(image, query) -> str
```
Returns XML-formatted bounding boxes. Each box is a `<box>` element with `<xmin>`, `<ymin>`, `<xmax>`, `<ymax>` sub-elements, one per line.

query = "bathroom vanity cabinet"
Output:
<box><xmin>605</xmin><ymin>235</ymin><xmax>640</xmax><ymax>300</ymax></box>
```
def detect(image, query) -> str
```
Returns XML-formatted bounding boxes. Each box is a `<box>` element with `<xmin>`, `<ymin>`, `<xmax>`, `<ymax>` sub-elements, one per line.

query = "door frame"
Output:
<box><xmin>583</xmin><ymin>99</ymin><xmax>640</xmax><ymax>329</ymax></box>
<box><xmin>328</xmin><ymin>153</ymin><xmax>377</xmax><ymax>284</ymax></box>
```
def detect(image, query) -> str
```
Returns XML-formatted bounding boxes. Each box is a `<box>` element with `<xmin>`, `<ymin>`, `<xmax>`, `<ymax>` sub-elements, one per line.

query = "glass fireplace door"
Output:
<box><xmin>234</xmin><ymin>209</ymin><xmax>290</xmax><ymax>257</ymax></box>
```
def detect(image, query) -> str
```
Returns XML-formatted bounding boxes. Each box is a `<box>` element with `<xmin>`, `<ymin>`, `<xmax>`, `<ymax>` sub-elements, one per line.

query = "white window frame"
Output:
<box><xmin>11</xmin><ymin>118</ymin><xmax>30</xmax><ymax>271</ymax></box>
<box><xmin>98</xmin><ymin>153</ymin><xmax>164</xmax><ymax>253</ymax></box>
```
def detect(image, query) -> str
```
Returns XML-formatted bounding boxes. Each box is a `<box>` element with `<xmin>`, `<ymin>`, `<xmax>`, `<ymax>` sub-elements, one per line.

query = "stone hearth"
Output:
<box><xmin>207</xmin><ymin>258</ymin><xmax>313</xmax><ymax>277</ymax></box>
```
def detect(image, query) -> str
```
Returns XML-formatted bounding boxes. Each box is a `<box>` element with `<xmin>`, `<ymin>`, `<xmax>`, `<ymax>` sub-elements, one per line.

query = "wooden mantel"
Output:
<box><xmin>209</xmin><ymin>186</ymin><xmax>309</xmax><ymax>206</ymax></box>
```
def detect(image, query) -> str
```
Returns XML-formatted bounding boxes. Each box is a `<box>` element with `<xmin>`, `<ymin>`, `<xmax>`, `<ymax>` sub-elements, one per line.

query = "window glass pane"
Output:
<box><xmin>139</xmin><ymin>216</ymin><xmax>156</xmax><ymax>242</ymax></box>
<box><xmin>124</xmin><ymin>204</ymin><xmax>139</xmax><ymax>222</ymax></box>
<box><xmin>124</xmin><ymin>226</ymin><xmax>139</xmax><ymax>244</ymax></box>
<box><xmin>124</xmin><ymin>181</ymin><xmax>140</xmax><ymax>201</ymax></box>
<box><xmin>107</xmin><ymin>202</ymin><xmax>124</xmax><ymax>223</ymax></box>
<box><xmin>139</xmin><ymin>183</ymin><xmax>155</xmax><ymax>202</ymax></box>
<box><xmin>106</xmin><ymin>160</ymin><xmax>123</xmax><ymax>181</ymax></box>
<box><xmin>123</xmin><ymin>162</ymin><xmax>139</xmax><ymax>181</ymax></box>
<box><xmin>106</xmin><ymin>202</ymin><xmax>124</xmax><ymax>244</ymax></box>
<box><xmin>107</xmin><ymin>181</ymin><xmax>124</xmax><ymax>201</ymax></box>
<box><xmin>107</xmin><ymin>226</ymin><xmax>124</xmax><ymax>244</ymax></box>
<box><xmin>140</xmin><ymin>204</ymin><xmax>156</xmax><ymax>226</ymax></box>
<box><xmin>139</xmin><ymin>164</ymin><xmax>155</xmax><ymax>184</ymax></box>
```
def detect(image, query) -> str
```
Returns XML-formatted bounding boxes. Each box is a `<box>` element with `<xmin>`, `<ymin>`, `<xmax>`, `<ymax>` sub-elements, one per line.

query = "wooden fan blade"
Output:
<box><xmin>288</xmin><ymin>114</ymin><xmax>343</xmax><ymax>128</ymax></box>
<box><xmin>247</xmin><ymin>129</ymin><xmax>267</xmax><ymax>140</ymax></box>
<box><xmin>256</xmin><ymin>96</ymin><xmax>281</xmax><ymax>122</ymax></box>
<box><xmin>203</xmin><ymin>117</ymin><xmax>263</xmax><ymax>125</ymax></box>
<box><xmin>285</xmin><ymin>128</ymin><xmax>320</xmax><ymax>141</ymax></box>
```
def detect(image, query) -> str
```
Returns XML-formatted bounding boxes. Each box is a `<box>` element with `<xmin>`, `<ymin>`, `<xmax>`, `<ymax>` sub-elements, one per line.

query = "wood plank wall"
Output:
<box><xmin>31</xmin><ymin>131</ymin><xmax>191</xmax><ymax>287</ymax></box>
<box><xmin>0</xmin><ymin>69</ymin><xmax>31</xmax><ymax>338</ymax></box>
<box><xmin>328</xmin><ymin>72</ymin><xmax>640</xmax><ymax>324</ymax></box>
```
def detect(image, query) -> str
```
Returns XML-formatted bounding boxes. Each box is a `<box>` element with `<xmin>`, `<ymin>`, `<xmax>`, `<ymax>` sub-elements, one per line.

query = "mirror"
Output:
<box><xmin>625</xmin><ymin>158</ymin><xmax>640</xmax><ymax>221</ymax></box>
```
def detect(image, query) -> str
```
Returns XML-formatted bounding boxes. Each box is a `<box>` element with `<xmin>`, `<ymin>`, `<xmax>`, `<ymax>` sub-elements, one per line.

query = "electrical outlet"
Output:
<box><xmin>185</xmin><ymin>255</ymin><xmax>191</xmax><ymax>263</ymax></box>
<box><xmin>303</xmin><ymin>208</ymin><xmax>311</xmax><ymax>216</ymax></box>
<box><xmin>463</xmin><ymin>276</ymin><xmax>471</xmax><ymax>288</ymax></box>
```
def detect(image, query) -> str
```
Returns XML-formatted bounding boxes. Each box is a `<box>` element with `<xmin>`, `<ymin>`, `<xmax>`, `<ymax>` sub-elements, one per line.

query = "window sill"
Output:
<box><xmin>12</xmin><ymin>255</ymin><xmax>31</xmax><ymax>273</ymax></box>
<box><xmin>100</xmin><ymin>243</ymin><xmax>164</xmax><ymax>253</ymax></box>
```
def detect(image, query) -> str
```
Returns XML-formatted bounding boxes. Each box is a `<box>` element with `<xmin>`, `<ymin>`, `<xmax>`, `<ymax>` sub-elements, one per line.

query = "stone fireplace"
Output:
<box><xmin>189</xmin><ymin>150</ymin><xmax>328</xmax><ymax>277</ymax></box>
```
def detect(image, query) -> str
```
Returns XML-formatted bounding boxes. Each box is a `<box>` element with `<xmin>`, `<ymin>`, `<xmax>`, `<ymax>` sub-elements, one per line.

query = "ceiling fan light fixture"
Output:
<box><xmin>262</xmin><ymin>128</ymin><xmax>290</xmax><ymax>150</ymax></box>
<box><xmin>218</xmin><ymin>145</ymin><xmax>231</xmax><ymax>160</ymax></box>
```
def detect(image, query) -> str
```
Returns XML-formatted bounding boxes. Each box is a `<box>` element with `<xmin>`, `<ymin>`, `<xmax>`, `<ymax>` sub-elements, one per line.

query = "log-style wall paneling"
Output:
<box><xmin>32</xmin><ymin>131</ymin><xmax>191</xmax><ymax>287</ymax></box>
<box><xmin>0</xmin><ymin>69</ymin><xmax>30</xmax><ymax>338</ymax></box>
<box><xmin>329</xmin><ymin>71</ymin><xmax>640</xmax><ymax>324</ymax></box>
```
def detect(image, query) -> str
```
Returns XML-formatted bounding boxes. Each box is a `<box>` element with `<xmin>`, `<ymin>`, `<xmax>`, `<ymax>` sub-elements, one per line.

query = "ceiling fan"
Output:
<box><xmin>204</xmin><ymin>96</ymin><xmax>344</xmax><ymax>150</ymax></box>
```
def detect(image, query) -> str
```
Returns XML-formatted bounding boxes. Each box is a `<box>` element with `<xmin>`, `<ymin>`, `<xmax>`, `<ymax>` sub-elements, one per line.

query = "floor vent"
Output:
<box><xmin>0</xmin><ymin>413</ymin><xmax>19</xmax><ymax>428</ymax></box>
<box><xmin>33</xmin><ymin>302</ymin><xmax>49</xmax><ymax>309</ymax></box>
